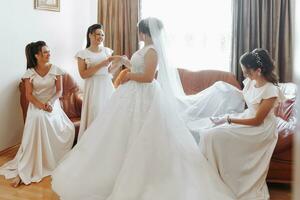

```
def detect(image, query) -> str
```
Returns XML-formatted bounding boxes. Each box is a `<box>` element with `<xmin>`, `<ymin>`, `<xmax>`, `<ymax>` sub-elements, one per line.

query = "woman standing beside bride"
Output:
<box><xmin>76</xmin><ymin>23</ymin><xmax>121</xmax><ymax>140</ymax></box>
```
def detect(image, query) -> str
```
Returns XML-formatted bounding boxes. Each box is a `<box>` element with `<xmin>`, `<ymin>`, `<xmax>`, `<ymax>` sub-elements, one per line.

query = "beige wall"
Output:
<box><xmin>0</xmin><ymin>0</ymin><xmax>97</xmax><ymax>151</ymax></box>
<box><xmin>292</xmin><ymin>0</ymin><xmax>300</xmax><ymax>199</ymax></box>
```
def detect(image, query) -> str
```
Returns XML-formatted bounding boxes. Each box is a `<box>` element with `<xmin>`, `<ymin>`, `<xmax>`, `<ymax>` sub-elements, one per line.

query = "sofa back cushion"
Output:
<box><xmin>275</xmin><ymin>83</ymin><xmax>297</xmax><ymax>121</ymax></box>
<box><xmin>59</xmin><ymin>73</ymin><xmax>82</xmax><ymax>119</ymax></box>
<box><xmin>272</xmin><ymin>83</ymin><xmax>297</xmax><ymax>157</ymax></box>
<box><xmin>178</xmin><ymin>69</ymin><xmax>241</xmax><ymax>95</ymax></box>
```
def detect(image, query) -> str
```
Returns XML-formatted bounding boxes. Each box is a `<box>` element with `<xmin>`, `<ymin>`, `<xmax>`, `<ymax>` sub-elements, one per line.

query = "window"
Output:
<box><xmin>141</xmin><ymin>0</ymin><xmax>232</xmax><ymax>71</ymax></box>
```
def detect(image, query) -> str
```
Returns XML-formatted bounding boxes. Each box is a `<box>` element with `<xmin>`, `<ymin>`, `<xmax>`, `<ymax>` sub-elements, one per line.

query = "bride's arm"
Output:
<box><xmin>122</xmin><ymin>49</ymin><xmax>157</xmax><ymax>83</ymax></box>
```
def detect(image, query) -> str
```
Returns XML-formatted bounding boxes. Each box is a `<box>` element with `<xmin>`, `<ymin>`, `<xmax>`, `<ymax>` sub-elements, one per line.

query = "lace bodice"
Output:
<box><xmin>130</xmin><ymin>45</ymin><xmax>156</xmax><ymax>73</ymax></box>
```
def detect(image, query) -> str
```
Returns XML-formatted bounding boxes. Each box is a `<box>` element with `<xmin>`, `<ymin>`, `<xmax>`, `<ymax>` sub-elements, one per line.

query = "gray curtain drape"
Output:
<box><xmin>231</xmin><ymin>0</ymin><xmax>292</xmax><ymax>84</ymax></box>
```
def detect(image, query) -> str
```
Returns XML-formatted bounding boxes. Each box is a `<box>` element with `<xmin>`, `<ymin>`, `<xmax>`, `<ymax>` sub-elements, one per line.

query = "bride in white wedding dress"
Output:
<box><xmin>51</xmin><ymin>17</ymin><xmax>239</xmax><ymax>200</ymax></box>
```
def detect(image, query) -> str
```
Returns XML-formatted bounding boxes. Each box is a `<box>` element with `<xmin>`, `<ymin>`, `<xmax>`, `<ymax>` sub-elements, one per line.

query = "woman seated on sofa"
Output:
<box><xmin>199</xmin><ymin>48</ymin><xmax>284</xmax><ymax>200</ymax></box>
<box><xmin>0</xmin><ymin>41</ymin><xmax>75</xmax><ymax>187</ymax></box>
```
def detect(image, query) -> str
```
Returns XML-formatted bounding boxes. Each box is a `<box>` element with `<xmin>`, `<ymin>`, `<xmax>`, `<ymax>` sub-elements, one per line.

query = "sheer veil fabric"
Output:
<box><xmin>148</xmin><ymin>17</ymin><xmax>244</xmax><ymax>120</ymax></box>
<box><xmin>148</xmin><ymin>18</ymin><xmax>187</xmax><ymax>109</ymax></box>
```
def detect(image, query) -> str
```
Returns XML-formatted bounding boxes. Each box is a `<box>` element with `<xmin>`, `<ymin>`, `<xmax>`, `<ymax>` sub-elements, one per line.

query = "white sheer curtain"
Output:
<box><xmin>141</xmin><ymin>0</ymin><xmax>232</xmax><ymax>71</ymax></box>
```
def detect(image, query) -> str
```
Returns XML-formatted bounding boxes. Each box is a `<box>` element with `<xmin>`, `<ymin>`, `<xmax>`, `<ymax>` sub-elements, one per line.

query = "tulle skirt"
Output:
<box><xmin>52</xmin><ymin>80</ymin><xmax>236</xmax><ymax>200</ymax></box>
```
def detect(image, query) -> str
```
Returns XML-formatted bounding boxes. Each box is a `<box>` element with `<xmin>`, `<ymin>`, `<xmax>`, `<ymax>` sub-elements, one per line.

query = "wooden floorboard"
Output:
<box><xmin>0</xmin><ymin>146</ymin><xmax>292</xmax><ymax>200</ymax></box>
<box><xmin>0</xmin><ymin>146</ymin><xmax>58</xmax><ymax>200</ymax></box>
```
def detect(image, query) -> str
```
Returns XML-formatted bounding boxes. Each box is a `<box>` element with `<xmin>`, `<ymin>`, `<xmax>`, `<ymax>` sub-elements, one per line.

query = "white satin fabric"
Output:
<box><xmin>0</xmin><ymin>65</ymin><xmax>75</xmax><ymax>185</ymax></box>
<box><xmin>75</xmin><ymin>47</ymin><xmax>115</xmax><ymax>140</ymax></box>
<box><xmin>199</xmin><ymin>78</ymin><xmax>284</xmax><ymax>200</ymax></box>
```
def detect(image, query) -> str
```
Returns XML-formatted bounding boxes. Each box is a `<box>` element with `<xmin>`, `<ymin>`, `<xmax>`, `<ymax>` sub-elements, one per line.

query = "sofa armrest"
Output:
<box><xmin>19</xmin><ymin>79</ymin><xmax>28</xmax><ymax>122</ymax></box>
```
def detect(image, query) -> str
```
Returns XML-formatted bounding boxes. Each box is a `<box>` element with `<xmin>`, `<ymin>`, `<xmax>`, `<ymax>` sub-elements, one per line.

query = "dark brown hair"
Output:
<box><xmin>239</xmin><ymin>48</ymin><xmax>278</xmax><ymax>85</ymax></box>
<box><xmin>138</xmin><ymin>19</ymin><xmax>151</xmax><ymax>37</ymax></box>
<box><xmin>137</xmin><ymin>18</ymin><xmax>163</xmax><ymax>38</ymax></box>
<box><xmin>86</xmin><ymin>23</ymin><xmax>103</xmax><ymax>48</ymax></box>
<box><xmin>25</xmin><ymin>41</ymin><xmax>47</xmax><ymax>69</ymax></box>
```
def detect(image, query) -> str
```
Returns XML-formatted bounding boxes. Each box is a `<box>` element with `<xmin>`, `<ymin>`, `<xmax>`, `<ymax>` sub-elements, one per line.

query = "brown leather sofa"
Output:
<box><xmin>268</xmin><ymin>83</ymin><xmax>296</xmax><ymax>183</ymax></box>
<box><xmin>178</xmin><ymin>68</ymin><xmax>296</xmax><ymax>184</ymax></box>
<box><xmin>19</xmin><ymin>72</ymin><xmax>83</xmax><ymax>145</ymax></box>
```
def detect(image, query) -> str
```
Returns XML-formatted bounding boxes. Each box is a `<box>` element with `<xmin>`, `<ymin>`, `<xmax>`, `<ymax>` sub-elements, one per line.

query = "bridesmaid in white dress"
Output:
<box><xmin>51</xmin><ymin>18</ymin><xmax>235</xmax><ymax>200</ymax></box>
<box><xmin>76</xmin><ymin>24</ymin><xmax>121</xmax><ymax>140</ymax></box>
<box><xmin>0</xmin><ymin>41</ymin><xmax>75</xmax><ymax>187</ymax></box>
<box><xmin>199</xmin><ymin>49</ymin><xmax>285</xmax><ymax>200</ymax></box>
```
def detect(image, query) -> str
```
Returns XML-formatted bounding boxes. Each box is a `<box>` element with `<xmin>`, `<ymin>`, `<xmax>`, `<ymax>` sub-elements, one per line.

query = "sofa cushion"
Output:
<box><xmin>272</xmin><ymin>83</ymin><xmax>297</xmax><ymax>161</ymax></box>
<box><xmin>178</xmin><ymin>69</ymin><xmax>241</xmax><ymax>95</ymax></box>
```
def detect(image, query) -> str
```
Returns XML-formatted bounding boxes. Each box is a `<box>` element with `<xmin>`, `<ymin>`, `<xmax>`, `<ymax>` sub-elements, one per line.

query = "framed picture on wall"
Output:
<box><xmin>34</xmin><ymin>0</ymin><xmax>60</xmax><ymax>12</ymax></box>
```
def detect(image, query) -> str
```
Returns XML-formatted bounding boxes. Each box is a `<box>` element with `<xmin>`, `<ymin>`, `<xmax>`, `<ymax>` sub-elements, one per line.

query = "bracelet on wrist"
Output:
<box><xmin>227</xmin><ymin>116</ymin><xmax>232</xmax><ymax>124</ymax></box>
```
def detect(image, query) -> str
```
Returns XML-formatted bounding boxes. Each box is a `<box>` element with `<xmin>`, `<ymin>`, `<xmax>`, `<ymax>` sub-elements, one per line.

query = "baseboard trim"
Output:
<box><xmin>0</xmin><ymin>144</ymin><xmax>20</xmax><ymax>156</ymax></box>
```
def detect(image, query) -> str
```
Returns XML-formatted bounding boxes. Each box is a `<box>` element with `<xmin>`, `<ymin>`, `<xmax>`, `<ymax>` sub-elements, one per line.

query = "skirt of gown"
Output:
<box><xmin>198</xmin><ymin>110</ymin><xmax>278</xmax><ymax>200</ymax></box>
<box><xmin>0</xmin><ymin>100</ymin><xmax>75</xmax><ymax>184</ymax></box>
<box><xmin>181</xmin><ymin>81</ymin><xmax>276</xmax><ymax>199</ymax></box>
<box><xmin>78</xmin><ymin>74</ymin><xmax>115</xmax><ymax>139</ymax></box>
<box><xmin>52</xmin><ymin>80</ymin><xmax>236</xmax><ymax>200</ymax></box>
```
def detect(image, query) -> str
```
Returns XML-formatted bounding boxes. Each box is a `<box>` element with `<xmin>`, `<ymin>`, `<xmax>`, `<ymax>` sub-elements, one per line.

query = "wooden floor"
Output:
<box><xmin>0</xmin><ymin>146</ymin><xmax>59</xmax><ymax>200</ymax></box>
<box><xmin>0</xmin><ymin>146</ymin><xmax>292</xmax><ymax>200</ymax></box>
